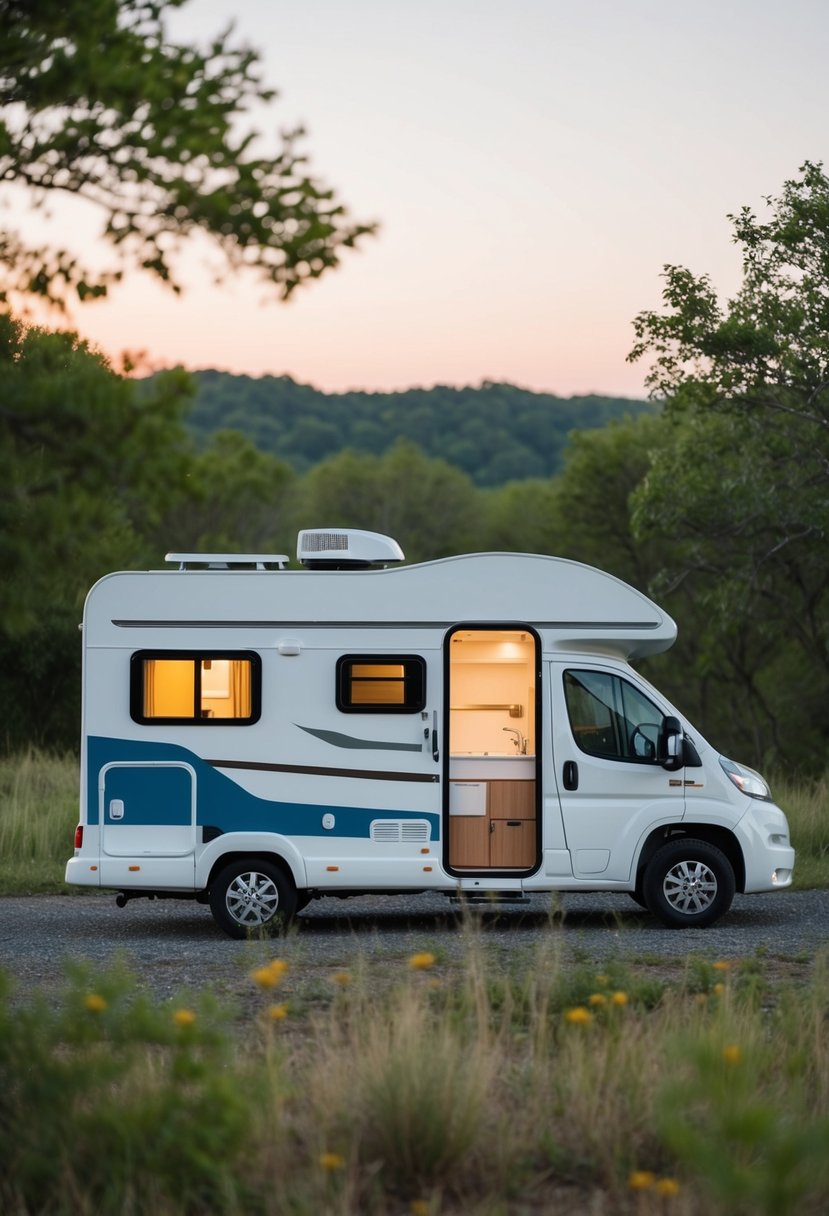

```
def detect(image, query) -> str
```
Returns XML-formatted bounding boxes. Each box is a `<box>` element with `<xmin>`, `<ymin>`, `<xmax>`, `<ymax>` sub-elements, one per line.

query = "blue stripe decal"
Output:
<box><xmin>88</xmin><ymin>736</ymin><xmax>441</xmax><ymax>840</ymax></box>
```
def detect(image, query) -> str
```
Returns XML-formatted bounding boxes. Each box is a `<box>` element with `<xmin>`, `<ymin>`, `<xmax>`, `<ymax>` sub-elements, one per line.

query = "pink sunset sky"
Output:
<box><xmin>10</xmin><ymin>0</ymin><xmax>829</xmax><ymax>397</ymax></box>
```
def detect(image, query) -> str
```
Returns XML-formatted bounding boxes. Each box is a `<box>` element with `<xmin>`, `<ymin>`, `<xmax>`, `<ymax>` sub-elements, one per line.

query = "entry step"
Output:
<box><xmin>448</xmin><ymin>892</ymin><xmax>532</xmax><ymax>906</ymax></box>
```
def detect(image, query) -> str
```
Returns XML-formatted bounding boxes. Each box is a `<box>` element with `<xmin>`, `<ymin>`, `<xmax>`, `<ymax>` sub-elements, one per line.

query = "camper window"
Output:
<box><xmin>130</xmin><ymin>651</ymin><xmax>261</xmax><ymax>725</ymax></box>
<box><xmin>337</xmin><ymin>656</ymin><xmax>425</xmax><ymax>713</ymax></box>
<box><xmin>563</xmin><ymin>669</ymin><xmax>663</xmax><ymax>763</ymax></box>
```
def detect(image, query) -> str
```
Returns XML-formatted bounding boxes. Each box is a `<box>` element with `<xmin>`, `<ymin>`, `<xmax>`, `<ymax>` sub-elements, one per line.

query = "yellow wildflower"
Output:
<box><xmin>694</xmin><ymin>993</ymin><xmax>708</xmax><ymax>1006</ymax></box>
<box><xmin>408</xmin><ymin>952</ymin><xmax>436</xmax><ymax>971</ymax></box>
<box><xmin>564</xmin><ymin>1006</ymin><xmax>592</xmax><ymax>1025</ymax></box>
<box><xmin>267</xmin><ymin>1003</ymin><xmax>288</xmax><ymax>1021</ymax></box>
<box><xmin>611</xmin><ymin>991</ymin><xmax>629</xmax><ymax>1006</ymax></box>
<box><xmin>250</xmin><ymin>959</ymin><xmax>289</xmax><ymax>989</ymax></box>
<box><xmin>712</xmin><ymin>960</ymin><xmax>731</xmax><ymax>972</ymax></box>
<box><xmin>319</xmin><ymin>1151</ymin><xmax>345</xmax><ymax>1171</ymax></box>
<box><xmin>628</xmin><ymin>1170</ymin><xmax>656</xmax><ymax>1190</ymax></box>
<box><xmin>723</xmin><ymin>1043</ymin><xmax>742</xmax><ymax>1066</ymax></box>
<box><xmin>410</xmin><ymin>1202</ymin><xmax>430</xmax><ymax>1216</ymax></box>
<box><xmin>655</xmin><ymin>1177</ymin><xmax>681</xmax><ymax>1196</ymax></box>
<box><xmin>588</xmin><ymin>992</ymin><xmax>607</xmax><ymax>1006</ymax></box>
<box><xmin>332</xmin><ymin>971</ymin><xmax>351</xmax><ymax>986</ymax></box>
<box><xmin>173</xmin><ymin>1009</ymin><xmax>196</xmax><ymax>1027</ymax></box>
<box><xmin>84</xmin><ymin>993</ymin><xmax>107</xmax><ymax>1013</ymax></box>
<box><xmin>713</xmin><ymin>982</ymin><xmax>725</xmax><ymax>995</ymax></box>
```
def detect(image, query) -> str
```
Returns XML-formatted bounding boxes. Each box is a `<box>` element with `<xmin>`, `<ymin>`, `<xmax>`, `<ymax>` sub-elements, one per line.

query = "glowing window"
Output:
<box><xmin>337</xmin><ymin>656</ymin><xmax>425</xmax><ymax>713</ymax></box>
<box><xmin>131</xmin><ymin>652</ymin><xmax>260</xmax><ymax>725</ymax></box>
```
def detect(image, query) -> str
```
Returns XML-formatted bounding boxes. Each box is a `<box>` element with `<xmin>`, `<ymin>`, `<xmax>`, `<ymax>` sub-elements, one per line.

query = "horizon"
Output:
<box><xmin>154</xmin><ymin>364</ymin><xmax>649</xmax><ymax>401</ymax></box>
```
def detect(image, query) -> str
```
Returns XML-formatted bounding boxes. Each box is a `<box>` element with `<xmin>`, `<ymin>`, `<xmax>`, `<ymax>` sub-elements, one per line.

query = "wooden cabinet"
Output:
<box><xmin>489</xmin><ymin>780</ymin><xmax>534</xmax><ymax>820</ymax></box>
<box><xmin>490</xmin><ymin>818</ymin><xmax>535</xmax><ymax>868</ymax></box>
<box><xmin>449</xmin><ymin>779</ymin><xmax>536</xmax><ymax>869</ymax></box>
<box><xmin>448</xmin><ymin>814</ymin><xmax>490</xmax><ymax>867</ymax></box>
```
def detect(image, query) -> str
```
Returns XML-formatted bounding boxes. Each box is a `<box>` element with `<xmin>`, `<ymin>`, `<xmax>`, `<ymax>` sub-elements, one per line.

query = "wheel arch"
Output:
<box><xmin>203</xmin><ymin>844</ymin><xmax>304</xmax><ymax>895</ymax></box>
<box><xmin>635</xmin><ymin>824</ymin><xmax>746</xmax><ymax>894</ymax></box>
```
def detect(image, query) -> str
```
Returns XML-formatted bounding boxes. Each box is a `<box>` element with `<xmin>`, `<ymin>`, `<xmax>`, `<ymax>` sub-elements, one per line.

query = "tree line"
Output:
<box><xmin>179</xmin><ymin>373</ymin><xmax>654</xmax><ymax>486</ymax></box>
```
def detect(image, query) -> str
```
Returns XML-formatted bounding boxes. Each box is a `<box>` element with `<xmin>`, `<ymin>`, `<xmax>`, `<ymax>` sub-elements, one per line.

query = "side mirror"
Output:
<box><xmin>658</xmin><ymin>715</ymin><xmax>684</xmax><ymax>772</ymax></box>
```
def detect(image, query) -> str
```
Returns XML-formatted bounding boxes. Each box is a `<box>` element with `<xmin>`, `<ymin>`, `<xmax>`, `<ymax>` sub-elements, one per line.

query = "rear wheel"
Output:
<box><xmin>643</xmin><ymin>839</ymin><xmax>735</xmax><ymax>929</ymax></box>
<box><xmin>209</xmin><ymin>859</ymin><xmax>297</xmax><ymax>939</ymax></box>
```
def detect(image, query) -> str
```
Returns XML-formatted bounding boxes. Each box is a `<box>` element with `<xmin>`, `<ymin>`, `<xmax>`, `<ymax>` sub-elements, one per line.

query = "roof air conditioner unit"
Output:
<box><xmin>297</xmin><ymin>528</ymin><xmax>405</xmax><ymax>569</ymax></box>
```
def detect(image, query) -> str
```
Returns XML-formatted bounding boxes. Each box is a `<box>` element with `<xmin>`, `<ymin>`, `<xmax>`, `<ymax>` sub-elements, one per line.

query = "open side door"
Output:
<box><xmin>444</xmin><ymin>625</ymin><xmax>541</xmax><ymax>875</ymax></box>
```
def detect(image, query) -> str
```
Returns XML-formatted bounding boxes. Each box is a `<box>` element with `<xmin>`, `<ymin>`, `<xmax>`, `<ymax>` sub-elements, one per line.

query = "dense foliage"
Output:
<box><xmin>181</xmin><ymin>371</ymin><xmax>654</xmax><ymax>485</ymax></box>
<box><xmin>0</xmin><ymin>0</ymin><xmax>375</xmax><ymax>311</ymax></box>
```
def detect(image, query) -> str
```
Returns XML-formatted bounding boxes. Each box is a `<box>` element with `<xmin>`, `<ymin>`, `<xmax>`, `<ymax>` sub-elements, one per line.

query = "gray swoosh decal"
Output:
<box><xmin>297</xmin><ymin>725</ymin><xmax>423</xmax><ymax>753</ymax></box>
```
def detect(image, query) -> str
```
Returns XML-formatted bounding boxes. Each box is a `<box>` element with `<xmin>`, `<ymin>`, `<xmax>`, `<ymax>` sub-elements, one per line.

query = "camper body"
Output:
<box><xmin>66</xmin><ymin>530</ymin><xmax>795</xmax><ymax>937</ymax></box>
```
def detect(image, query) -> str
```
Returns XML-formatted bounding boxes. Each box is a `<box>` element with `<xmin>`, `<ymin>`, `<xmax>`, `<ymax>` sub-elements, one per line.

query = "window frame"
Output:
<box><xmin>130</xmin><ymin>649</ymin><xmax>262</xmax><ymax>726</ymax></box>
<box><xmin>563</xmin><ymin>668</ymin><xmax>665</xmax><ymax>765</ymax></box>
<box><xmin>336</xmin><ymin>654</ymin><xmax>426</xmax><ymax>714</ymax></box>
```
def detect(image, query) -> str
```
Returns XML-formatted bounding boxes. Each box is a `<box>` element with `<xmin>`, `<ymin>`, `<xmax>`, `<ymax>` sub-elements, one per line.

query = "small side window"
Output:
<box><xmin>563</xmin><ymin>669</ymin><xmax>664</xmax><ymax>762</ymax></box>
<box><xmin>131</xmin><ymin>651</ymin><xmax>261</xmax><ymax>725</ymax></box>
<box><xmin>337</xmin><ymin>656</ymin><xmax>425</xmax><ymax>713</ymax></box>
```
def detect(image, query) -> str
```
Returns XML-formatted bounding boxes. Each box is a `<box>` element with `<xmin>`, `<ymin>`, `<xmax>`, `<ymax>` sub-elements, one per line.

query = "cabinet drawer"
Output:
<box><xmin>488</xmin><ymin>780</ymin><xmax>535</xmax><ymax>819</ymax></box>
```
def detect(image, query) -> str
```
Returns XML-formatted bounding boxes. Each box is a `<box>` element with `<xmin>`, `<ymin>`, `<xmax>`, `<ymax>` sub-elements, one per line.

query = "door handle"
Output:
<box><xmin>432</xmin><ymin>710</ymin><xmax>440</xmax><ymax>763</ymax></box>
<box><xmin>109</xmin><ymin>798</ymin><xmax>125</xmax><ymax>820</ymax></box>
<box><xmin>563</xmin><ymin>761</ymin><xmax>578</xmax><ymax>791</ymax></box>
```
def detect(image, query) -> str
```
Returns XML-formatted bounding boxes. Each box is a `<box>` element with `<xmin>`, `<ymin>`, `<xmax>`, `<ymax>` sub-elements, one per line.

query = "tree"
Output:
<box><xmin>627</xmin><ymin>163</ymin><xmax>829</xmax><ymax>770</ymax></box>
<box><xmin>292</xmin><ymin>441</ymin><xmax>482</xmax><ymax>562</ymax></box>
<box><xmin>0</xmin><ymin>312</ymin><xmax>194</xmax><ymax>632</ymax></box>
<box><xmin>628</xmin><ymin>160</ymin><xmax>829</xmax><ymax>452</ymax></box>
<box><xmin>0</xmin><ymin>0</ymin><xmax>376</xmax><ymax>311</ymax></box>
<box><xmin>150</xmin><ymin>428</ymin><xmax>296</xmax><ymax>555</ymax></box>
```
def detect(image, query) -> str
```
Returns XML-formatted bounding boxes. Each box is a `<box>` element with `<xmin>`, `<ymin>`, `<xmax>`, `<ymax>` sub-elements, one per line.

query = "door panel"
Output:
<box><xmin>448</xmin><ymin>815</ymin><xmax>490</xmax><ymax>867</ymax></box>
<box><xmin>490</xmin><ymin>819</ymin><xmax>535</xmax><ymax>867</ymax></box>
<box><xmin>551</xmin><ymin>664</ymin><xmax>685</xmax><ymax>881</ymax></box>
<box><xmin>101</xmin><ymin>762</ymin><xmax>197</xmax><ymax>858</ymax></box>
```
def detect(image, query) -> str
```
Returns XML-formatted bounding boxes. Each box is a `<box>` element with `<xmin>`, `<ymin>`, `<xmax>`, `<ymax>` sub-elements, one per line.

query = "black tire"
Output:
<box><xmin>628</xmin><ymin>888</ymin><xmax>648</xmax><ymax>909</ymax></box>
<box><xmin>209</xmin><ymin>859</ymin><xmax>297</xmax><ymax>939</ymax></box>
<box><xmin>643</xmin><ymin>838</ymin><xmax>735</xmax><ymax>929</ymax></box>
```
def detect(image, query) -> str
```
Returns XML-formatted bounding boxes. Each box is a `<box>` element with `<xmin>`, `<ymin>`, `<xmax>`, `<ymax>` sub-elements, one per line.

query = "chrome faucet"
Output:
<box><xmin>502</xmin><ymin>727</ymin><xmax>527</xmax><ymax>754</ymax></box>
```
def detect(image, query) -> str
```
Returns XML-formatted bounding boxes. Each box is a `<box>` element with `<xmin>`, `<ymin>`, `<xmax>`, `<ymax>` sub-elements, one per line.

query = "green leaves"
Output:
<box><xmin>0</xmin><ymin>313</ymin><xmax>193</xmax><ymax>633</ymax></box>
<box><xmin>626</xmin><ymin>164</ymin><xmax>829</xmax><ymax>770</ymax></box>
<box><xmin>0</xmin><ymin>0</ymin><xmax>376</xmax><ymax>310</ymax></box>
<box><xmin>630</xmin><ymin>161</ymin><xmax>829</xmax><ymax>430</ymax></box>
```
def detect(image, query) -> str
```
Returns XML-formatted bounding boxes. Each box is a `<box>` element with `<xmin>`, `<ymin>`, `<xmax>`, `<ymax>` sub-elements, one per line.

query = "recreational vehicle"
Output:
<box><xmin>66</xmin><ymin>528</ymin><xmax>795</xmax><ymax>937</ymax></box>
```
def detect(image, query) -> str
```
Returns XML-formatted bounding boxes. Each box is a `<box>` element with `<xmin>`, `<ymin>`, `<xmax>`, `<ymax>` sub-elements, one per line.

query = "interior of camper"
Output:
<box><xmin>447</xmin><ymin>628</ymin><xmax>538</xmax><ymax>871</ymax></box>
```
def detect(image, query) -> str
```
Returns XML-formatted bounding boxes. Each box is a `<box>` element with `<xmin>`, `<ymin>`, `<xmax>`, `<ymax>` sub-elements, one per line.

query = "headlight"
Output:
<box><xmin>719</xmin><ymin>756</ymin><xmax>772</xmax><ymax>800</ymax></box>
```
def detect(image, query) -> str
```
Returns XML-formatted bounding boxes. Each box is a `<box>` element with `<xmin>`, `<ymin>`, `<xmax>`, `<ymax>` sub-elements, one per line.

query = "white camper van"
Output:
<box><xmin>66</xmin><ymin>528</ymin><xmax>795</xmax><ymax>938</ymax></box>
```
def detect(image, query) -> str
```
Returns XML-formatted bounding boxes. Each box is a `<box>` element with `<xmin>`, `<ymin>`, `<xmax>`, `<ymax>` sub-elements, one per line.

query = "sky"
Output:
<box><xmin>12</xmin><ymin>0</ymin><xmax>829</xmax><ymax>396</ymax></box>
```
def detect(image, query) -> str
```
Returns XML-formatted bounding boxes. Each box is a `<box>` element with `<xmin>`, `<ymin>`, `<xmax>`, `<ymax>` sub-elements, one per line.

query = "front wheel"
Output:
<box><xmin>209</xmin><ymin>859</ymin><xmax>297</xmax><ymax>939</ymax></box>
<box><xmin>643</xmin><ymin>839</ymin><xmax>735</xmax><ymax>929</ymax></box>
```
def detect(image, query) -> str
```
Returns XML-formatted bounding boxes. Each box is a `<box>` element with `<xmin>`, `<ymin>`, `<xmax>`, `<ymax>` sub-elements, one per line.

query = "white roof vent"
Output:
<box><xmin>165</xmin><ymin>553</ymin><xmax>289</xmax><ymax>570</ymax></box>
<box><xmin>297</xmin><ymin>528</ymin><xmax>405</xmax><ymax>569</ymax></box>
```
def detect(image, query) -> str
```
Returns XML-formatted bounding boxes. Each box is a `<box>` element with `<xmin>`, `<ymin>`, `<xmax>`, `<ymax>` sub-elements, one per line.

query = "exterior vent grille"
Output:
<box><xmin>370</xmin><ymin>819</ymin><xmax>431</xmax><ymax>843</ymax></box>
<box><xmin>301</xmin><ymin>531</ymin><xmax>350</xmax><ymax>554</ymax></box>
<box><xmin>297</xmin><ymin>528</ymin><xmax>405</xmax><ymax>569</ymax></box>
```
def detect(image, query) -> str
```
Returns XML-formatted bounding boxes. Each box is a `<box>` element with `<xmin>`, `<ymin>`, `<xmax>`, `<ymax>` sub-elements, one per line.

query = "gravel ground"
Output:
<box><xmin>1</xmin><ymin>889</ymin><xmax>826</xmax><ymax>1010</ymax></box>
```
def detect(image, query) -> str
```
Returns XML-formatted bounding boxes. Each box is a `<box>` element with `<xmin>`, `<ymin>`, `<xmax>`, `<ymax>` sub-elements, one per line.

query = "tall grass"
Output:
<box><xmin>773</xmin><ymin>771</ymin><xmax>829</xmax><ymax>889</ymax></box>
<box><xmin>2</xmin><ymin>943</ymin><xmax>828</xmax><ymax>1215</ymax></box>
<box><xmin>0</xmin><ymin>749</ymin><xmax>78</xmax><ymax>893</ymax></box>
